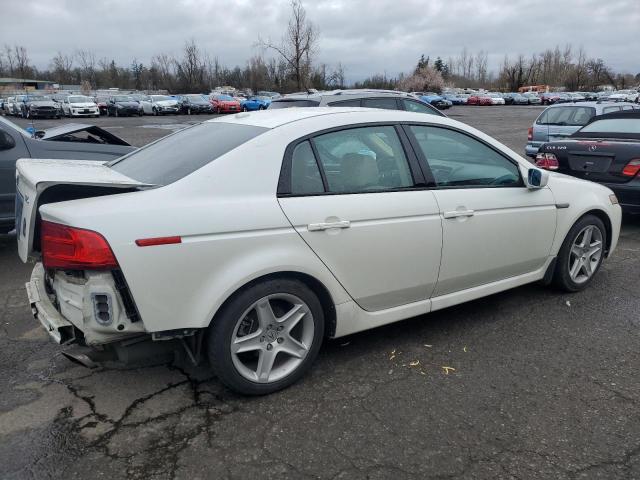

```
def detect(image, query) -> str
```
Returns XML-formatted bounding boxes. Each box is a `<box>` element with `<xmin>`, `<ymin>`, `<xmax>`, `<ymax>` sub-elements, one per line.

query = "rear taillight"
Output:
<box><xmin>41</xmin><ymin>221</ymin><xmax>118</xmax><ymax>270</ymax></box>
<box><xmin>622</xmin><ymin>159</ymin><xmax>640</xmax><ymax>177</ymax></box>
<box><xmin>527</xmin><ymin>127</ymin><xmax>533</xmax><ymax>141</ymax></box>
<box><xmin>535</xmin><ymin>152</ymin><xmax>560</xmax><ymax>170</ymax></box>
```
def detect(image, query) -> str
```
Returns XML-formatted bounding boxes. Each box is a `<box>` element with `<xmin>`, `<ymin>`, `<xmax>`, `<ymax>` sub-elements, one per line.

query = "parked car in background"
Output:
<box><xmin>95</xmin><ymin>96</ymin><xmax>110</xmax><ymax>115</ymax></box>
<box><xmin>413</xmin><ymin>92</ymin><xmax>451</xmax><ymax>110</ymax></box>
<box><xmin>140</xmin><ymin>95</ymin><xmax>180</xmax><ymax>115</ymax></box>
<box><xmin>106</xmin><ymin>95</ymin><xmax>143</xmax><ymax>117</ymax></box>
<box><xmin>488</xmin><ymin>93</ymin><xmax>506</xmax><ymax>105</ymax></box>
<box><xmin>15</xmin><ymin>107</ymin><xmax>620</xmax><ymax>395</ymax></box>
<box><xmin>20</xmin><ymin>95</ymin><xmax>60</xmax><ymax>119</ymax></box>
<box><xmin>3</xmin><ymin>97</ymin><xmax>17</xmax><ymax>116</ymax></box>
<box><xmin>209</xmin><ymin>94</ymin><xmax>242</xmax><ymax>114</ymax></box>
<box><xmin>0</xmin><ymin>115</ymin><xmax>134</xmax><ymax>233</ymax></box>
<box><xmin>241</xmin><ymin>96</ymin><xmax>271</xmax><ymax>111</ymax></box>
<box><xmin>442</xmin><ymin>93</ymin><xmax>466</xmax><ymax>105</ymax></box>
<box><xmin>609</xmin><ymin>90</ymin><xmax>635</xmax><ymax>102</ymax></box>
<box><xmin>467</xmin><ymin>94</ymin><xmax>492</xmax><ymax>106</ymax></box>
<box><xmin>525</xmin><ymin>102</ymin><xmax>640</xmax><ymax>157</ymax></box>
<box><xmin>179</xmin><ymin>94</ymin><xmax>213</xmax><ymax>114</ymax></box>
<box><xmin>536</xmin><ymin>110</ymin><xmax>640</xmax><ymax>213</ymax></box>
<box><xmin>581</xmin><ymin>92</ymin><xmax>599</xmax><ymax>101</ymax></box>
<box><xmin>506</xmin><ymin>93</ymin><xmax>530</xmax><ymax>105</ymax></box>
<box><xmin>61</xmin><ymin>95</ymin><xmax>100</xmax><ymax>118</ymax></box>
<box><xmin>257</xmin><ymin>91</ymin><xmax>282</xmax><ymax>99</ymax></box>
<box><xmin>522</xmin><ymin>92</ymin><xmax>542</xmax><ymax>105</ymax></box>
<box><xmin>566</xmin><ymin>92</ymin><xmax>586</xmax><ymax>102</ymax></box>
<box><xmin>269</xmin><ymin>90</ymin><xmax>445</xmax><ymax>116</ymax></box>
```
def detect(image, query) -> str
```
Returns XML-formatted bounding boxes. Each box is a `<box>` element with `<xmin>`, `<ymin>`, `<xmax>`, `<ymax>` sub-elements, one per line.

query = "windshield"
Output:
<box><xmin>151</xmin><ymin>95</ymin><xmax>171</xmax><ymax>101</ymax></box>
<box><xmin>0</xmin><ymin>116</ymin><xmax>31</xmax><ymax>137</ymax></box>
<box><xmin>69</xmin><ymin>96</ymin><xmax>93</xmax><ymax>103</ymax></box>
<box><xmin>579</xmin><ymin>118</ymin><xmax>640</xmax><ymax>135</ymax></box>
<box><xmin>216</xmin><ymin>95</ymin><xmax>234</xmax><ymax>101</ymax></box>
<box><xmin>185</xmin><ymin>95</ymin><xmax>207</xmax><ymax>102</ymax></box>
<box><xmin>109</xmin><ymin>122</ymin><xmax>268</xmax><ymax>185</ymax></box>
<box><xmin>27</xmin><ymin>96</ymin><xmax>48</xmax><ymax>101</ymax></box>
<box><xmin>269</xmin><ymin>99</ymin><xmax>320</xmax><ymax>109</ymax></box>
<box><xmin>113</xmin><ymin>96</ymin><xmax>134</xmax><ymax>102</ymax></box>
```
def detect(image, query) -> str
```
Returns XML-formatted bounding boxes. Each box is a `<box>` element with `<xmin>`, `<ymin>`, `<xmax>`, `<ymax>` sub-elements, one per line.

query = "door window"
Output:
<box><xmin>402</xmin><ymin>99</ymin><xmax>439</xmax><ymax>115</ymax></box>
<box><xmin>327</xmin><ymin>99</ymin><xmax>361</xmax><ymax>107</ymax></box>
<box><xmin>312</xmin><ymin>126</ymin><xmax>414</xmax><ymax>193</ymax></box>
<box><xmin>408</xmin><ymin>125</ymin><xmax>521</xmax><ymax>187</ymax></box>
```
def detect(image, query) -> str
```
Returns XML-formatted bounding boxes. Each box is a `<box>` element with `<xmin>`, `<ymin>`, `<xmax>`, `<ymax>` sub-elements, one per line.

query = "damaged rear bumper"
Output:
<box><xmin>26</xmin><ymin>264</ymin><xmax>75</xmax><ymax>344</ymax></box>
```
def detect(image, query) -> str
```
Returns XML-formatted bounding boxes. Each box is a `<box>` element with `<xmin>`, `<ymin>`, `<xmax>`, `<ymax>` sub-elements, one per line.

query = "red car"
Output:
<box><xmin>209</xmin><ymin>94</ymin><xmax>241</xmax><ymax>114</ymax></box>
<box><xmin>467</xmin><ymin>94</ymin><xmax>492</xmax><ymax>106</ymax></box>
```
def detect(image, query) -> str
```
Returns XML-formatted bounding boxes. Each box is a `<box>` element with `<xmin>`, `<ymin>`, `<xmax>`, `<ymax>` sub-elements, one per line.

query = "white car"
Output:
<box><xmin>141</xmin><ymin>95</ymin><xmax>181</xmax><ymax>115</ymax></box>
<box><xmin>609</xmin><ymin>90</ymin><xmax>634</xmax><ymax>102</ymax></box>
<box><xmin>60</xmin><ymin>95</ymin><xmax>100</xmax><ymax>117</ymax></box>
<box><xmin>488</xmin><ymin>93</ymin><xmax>506</xmax><ymax>105</ymax></box>
<box><xmin>17</xmin><ymin>108</ymin><xmax>621</xmax><ymax>395</ymax></box>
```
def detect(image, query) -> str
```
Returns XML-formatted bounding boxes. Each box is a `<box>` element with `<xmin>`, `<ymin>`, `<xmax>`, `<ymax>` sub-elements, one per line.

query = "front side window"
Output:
<box><xmin>327</xmin><ymin>99</ymin><xmax>361</xmax><ymax>107</ymax></box>
<box><xmin>536</xmin><ymin>106</ymin><xmax>596</xmax><ymax>126</ymax></box>
<box><xmin>361</xmin><ymin>98</ymin><xmax>399</xmax><ymax>110</ymax></box>
<box><xmin>312</xmin><ymin>126</ymin><xmax>414</xmax><ymax>193</ymax></box>
<box><xmin>577</xmin><ymin>118</ymin><xmax>640</xmax><ymax>135</ymax></box>
<box><xmin>408</xmin><ymin>125</ymin><xmax>521</xmax><ymax>188</ymax></box>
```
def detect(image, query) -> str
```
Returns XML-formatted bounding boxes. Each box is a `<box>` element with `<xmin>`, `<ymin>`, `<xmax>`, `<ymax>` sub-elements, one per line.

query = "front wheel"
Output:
<box><xmin>207</xmin><ymin>279</ymin><xmax>324</xmax><ymax>395</ymax></box>
<box><xmin>553</xmin><ymin>214</ymin><xmax>607</xmax><ymax>292</ymax></box>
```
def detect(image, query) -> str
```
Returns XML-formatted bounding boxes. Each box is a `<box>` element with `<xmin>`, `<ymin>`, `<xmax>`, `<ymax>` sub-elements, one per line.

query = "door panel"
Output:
<box><xmin>0</xmin><ymin>127</ymin><xmax>30</xmax><ymax>225</ymax></box>
<box><xmin>432</xmin><ymin>187</ymin><xmax>556</xmax><ymax>296</ymax></box>
<box><xmin>279</xmin><ymin>191</ymin><xmax>442</xmax><ymax>311</ymax></box>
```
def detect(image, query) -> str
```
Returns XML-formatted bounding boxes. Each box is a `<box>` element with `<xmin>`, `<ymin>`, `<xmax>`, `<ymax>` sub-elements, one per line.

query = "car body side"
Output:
<box><xmin>34</xmin><ymin>110</ymin><xmax>621</xmax><ymax>341</ymax></box>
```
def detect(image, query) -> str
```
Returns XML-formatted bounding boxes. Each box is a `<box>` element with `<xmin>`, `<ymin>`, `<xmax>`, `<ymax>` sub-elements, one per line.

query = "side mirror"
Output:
<box><xmin>527</xmin><ymin>168</ymin><xmax>549</xmax><ymax>189</ymax></box>
<box><xmin>0</xmin><ymin>130</ymin><xmax>16</xmax><ymax>150</ymax></box>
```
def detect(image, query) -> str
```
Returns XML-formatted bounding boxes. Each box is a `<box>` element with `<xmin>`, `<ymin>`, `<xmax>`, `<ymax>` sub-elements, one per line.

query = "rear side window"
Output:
<box><xmin>536</xmin><ymin>106</ymin><xmax>595</xmax><ymax>126</ymax></box>
<box><xmin>268</xmin><ymin>100</ymin><xmax>320</xmax><ymax>109</ymax></box>
<box><xmin>361</xmin><ymin>98</ymin><xmax>399</xmax><ymax>110</ymax></box>
<box><xmin>579</xmin><ymin>118</ymin><xmax>640</xmax><ymax>134</ymax></box>
<box><xmin>409</xmin><ymin>125</ymin><xmax>521</xmax><ymax>188</ymax></box>
<box><xmin>312</xmin><ymin>126</ymin><xmax>413</xmax><ymax>193</ymax></box>
<box><xmin>109</xmin><ymin>122</ymin><xmax>267</xmax><ymax>185</ymax></box>
<box><xmin>603</xmin><ymin>106</ymin><xmax>621</xmax><ymax>114</ymax></box>
<box><xmin>402</xmin><ymin>99</ymin><xmax>441</xmax><ymax>115</ymax></box>
<box><xmin>327</xmin><ymin>99</ymin><xmax>361</xmax><ymax>107</ymax></box>
<box><xmin>290</xmin><ymin>141</ymin><xmax>324</xmax><ymax>195</ymax></box>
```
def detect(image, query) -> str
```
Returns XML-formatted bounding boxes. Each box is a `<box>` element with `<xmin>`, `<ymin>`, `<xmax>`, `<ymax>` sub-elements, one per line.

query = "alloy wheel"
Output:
<box><xmin>230</xmin><ymin>293</ymin><xmax>314</xmax><ymax>384</ymax></box>
<box><xmin>568</xmin><ymin>225</ymin><xmax>603</xmax><ymax>284</ymax></box>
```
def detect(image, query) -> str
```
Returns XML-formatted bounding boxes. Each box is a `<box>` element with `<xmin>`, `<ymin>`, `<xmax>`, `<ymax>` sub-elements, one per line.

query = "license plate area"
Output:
<box><xmin>568</xmin><ymin>155</ymin><xmax>612</xmax><ymax>173</ymax></box>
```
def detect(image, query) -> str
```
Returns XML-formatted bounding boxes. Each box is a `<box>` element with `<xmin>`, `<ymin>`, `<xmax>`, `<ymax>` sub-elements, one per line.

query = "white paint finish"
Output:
<box><xmin>16</xmin><ymin>108</ymin><xmax>622</xmax><ymax>343</ymax></box>
<box><xmin>432</xmin><ymin>186</ymin><xmax>557</xmax><ymax>296</ymax></box>
<box><xmin>279</xmin><ymin>190</ymin><xmax>442</xmax><ymax>311</ymax></box>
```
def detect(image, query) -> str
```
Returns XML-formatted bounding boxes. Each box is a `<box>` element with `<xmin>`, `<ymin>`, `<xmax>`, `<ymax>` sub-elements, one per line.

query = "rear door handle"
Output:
<box><xmin>443</xmin><ymin>209</ymin><xmax>475</xmax><ymax>219</ymax></box>
<box><xmin>308</xmin><ymin>220</ymin><xmax>351</xmax><ymax>231</ymax></box>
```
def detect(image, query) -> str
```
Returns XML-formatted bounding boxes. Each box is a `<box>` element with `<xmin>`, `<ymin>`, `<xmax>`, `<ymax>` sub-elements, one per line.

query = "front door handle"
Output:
<box><xmin>443</xmin><ymin>209</ymin><xmax>475</xmax><ymax>219</ymax></box>
<box><xmin>308</xmin><ymin>220</ymin><xmax>351</xmax><ymax>231</ymax></box>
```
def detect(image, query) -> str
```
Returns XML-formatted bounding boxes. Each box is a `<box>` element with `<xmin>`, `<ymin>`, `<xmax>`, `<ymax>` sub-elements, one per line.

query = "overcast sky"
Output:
<box><xmin>5</xmin><ymin>0</ymin><xmax>640</xmax><ymax>82</ymax></box>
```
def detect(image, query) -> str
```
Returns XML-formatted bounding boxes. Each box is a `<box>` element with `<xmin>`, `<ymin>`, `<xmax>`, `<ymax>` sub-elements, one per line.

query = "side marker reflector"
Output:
<box><xmin>135</xmin><ymin>236</ymin><xmax>182</xmax><ymax>247</ymax></box>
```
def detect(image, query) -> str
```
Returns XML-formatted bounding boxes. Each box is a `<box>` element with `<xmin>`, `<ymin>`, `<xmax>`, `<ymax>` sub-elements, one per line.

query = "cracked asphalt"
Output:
<box><xmin>2</xmin><ymin>107</ymin><xmax>639</xmax><ymax>480</ymax></box>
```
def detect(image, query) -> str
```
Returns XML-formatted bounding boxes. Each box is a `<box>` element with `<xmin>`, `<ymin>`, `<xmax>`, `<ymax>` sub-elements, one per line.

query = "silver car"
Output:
<box><xmin>525</xmin><ymin>101</ymin><xmax>640</xmax><ymax>157</ymax></box>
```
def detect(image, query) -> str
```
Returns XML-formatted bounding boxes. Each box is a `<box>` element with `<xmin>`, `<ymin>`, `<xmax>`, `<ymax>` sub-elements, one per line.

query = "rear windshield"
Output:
<box><xmin>109</xmin><ymin>122</ymin><xmax>268</xmax><ymax>185</ymax></box>
<box><xmin>578</xmin><ymin>118</ymin><xmax>640</xmax><ymax>135</ymax></box>
<box><xmin>537</xmin><ymin>106</ymin><xmax>595</xmax><ymax>126</ymax></box>
<box><xmin>269</xmin><ymin>99</ymin><xmax>320</xmax><ymax>109</ymax></box>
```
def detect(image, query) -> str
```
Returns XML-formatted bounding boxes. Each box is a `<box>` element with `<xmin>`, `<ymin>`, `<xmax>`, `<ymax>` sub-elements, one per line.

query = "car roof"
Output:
<box><xmin>273</xmin><ymin>90</ymin><xmax>415</xmax><ymax>102</ymax></box>
<box><xmin>545</xmin><ymin>101</ymin><xmax>625</xmax><ymax>109</ymax></box>
<box><xmin>205</xmin><ymin>106</ymin><xmax>453</xmax><ymax>130</ymax></box>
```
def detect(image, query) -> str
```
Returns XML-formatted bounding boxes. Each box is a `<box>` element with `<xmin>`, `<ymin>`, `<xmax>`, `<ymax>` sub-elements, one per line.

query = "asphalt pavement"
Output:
<box><xmin>1</xmin><ymin>106</ymin><xmax>639</xmax><ymax>480</ymax></box>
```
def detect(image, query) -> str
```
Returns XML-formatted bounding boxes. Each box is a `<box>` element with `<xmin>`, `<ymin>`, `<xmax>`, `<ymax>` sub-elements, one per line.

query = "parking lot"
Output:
<box><xmin>2</xmin><ymin>106</ymin><xmax>640</xmax><ymax>479</ymax></box>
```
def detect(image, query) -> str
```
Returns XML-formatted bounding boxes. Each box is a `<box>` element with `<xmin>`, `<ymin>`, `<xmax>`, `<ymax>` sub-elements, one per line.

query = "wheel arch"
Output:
<box><xmin>208</xmin><ymin>271</ymin><xmax>338</xmax><ymax>339</ymax></box>
<box><xmin>581</xmin><ymin>209</ymin><xmax>613</xmax><ymax>254</ymax></box>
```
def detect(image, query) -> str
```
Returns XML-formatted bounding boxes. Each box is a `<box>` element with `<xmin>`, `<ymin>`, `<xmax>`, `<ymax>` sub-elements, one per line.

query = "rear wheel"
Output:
<box><xmin>553</xmin><ymin>215</ymin><xmax>606</xmax><ymax>292</ymax></box>
<box><xmin>207</xmin><ymin>279</ymin><xmax>324</xmax><ymax>395</ymax></box>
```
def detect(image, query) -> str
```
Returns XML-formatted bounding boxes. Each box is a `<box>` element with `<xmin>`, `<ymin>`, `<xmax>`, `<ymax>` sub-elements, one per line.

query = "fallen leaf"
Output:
<box><xmin>566</xmin><ymin>300</ymin><xmax>571</xmax><ymax>307</ymax></box>
<box><xmin>442</xmin><ymin>366</ymin><xmax>456</xmax><ymax>375</ymax></box>
<box><xmin>419</xmin><ymin>370</ymin><xmax>427</xmax><ymax>376</ymax></box>
<box><xmin>424</xmin><ymin>344</ymin><xmax>432</xmax><ymax>348</ymax></box>
<box><xmin>389</xmin><ymin>354</ymin><xmax>396</xmax><ymax>361</ymax></box>
<box><xmin>340</xmin><ymin>341</ymin><xmax>351</xmax><ymax>347</ymax></box>
<box><xmin>463</xmin><ymin>346</ymin><xmax>468</xmax><ymax>353</ymax></box>
<box><xmin>409</xmin><ymin>360</ymin><xmax>420</xmax><ymax>367</ymax></box>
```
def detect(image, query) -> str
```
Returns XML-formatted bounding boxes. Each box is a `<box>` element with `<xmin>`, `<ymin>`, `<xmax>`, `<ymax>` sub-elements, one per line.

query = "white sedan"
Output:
<box><xmin>488</xmin><ymin>93</ymin><xmax>506</xmax><ymax>105</ymax></box>
<box><xmin>60</xmin><ymin>95</ymin><xmax>100</xmax><ymax>117</ymax></box>
<box><xmin>16</xmin><ymin>108</ymin><xmax>621</xmax><ymax>395</ymax></box>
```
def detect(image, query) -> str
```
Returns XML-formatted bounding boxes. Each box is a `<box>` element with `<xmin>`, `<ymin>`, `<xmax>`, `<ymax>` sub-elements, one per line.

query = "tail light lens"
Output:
<box><xmin>535</xmin><ymin>152</ymin><xmax>560</xmax><ymax>170</ymax></box>
<box><xmin>41</xmin><ymin>221</ymin><xmax>118</xmax><ymax>270</ymax></box>
<box><xmin>527</xmin><ymin>127</ymin><xmax>533</xmax><ymax>141</ymax></box>
<box><xmin>622</xmin><ymin>159</ymin><xmax>640</xmax><ymax>177</ymax></box>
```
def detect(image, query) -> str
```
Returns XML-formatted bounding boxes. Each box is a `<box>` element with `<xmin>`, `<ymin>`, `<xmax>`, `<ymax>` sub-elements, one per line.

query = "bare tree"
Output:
<box><xmin>475</xmin><ymin>50</ymin><xmax>488</xmax><ymax>84</ymax></box>
<box><xmin>14</xmin><ymin>45</ymin><xmax>31</xmax><ymax>79</ymax></box>
<box><xmin>176</xmin><ymin>40</ymin><xmax>205</xmax><ymax>92</ymax></box>
<box><xmin>3</xmin><ymin>45</ymin><xmax>15</xmax><ymax>76</ymax></box>
<box><xmin>76</xmin><ymin>49</ymin><xmax>97</xmax><ymax>87</ymax></box>
<box><xmin>50</xmin><ymin>52</ymin><xmax>74</xmax><ymax>84</ymax></box>
<box><xmin>258</xmin><ymin>0</ymin><xmax>318</xmax><ymax>90</ymax></box>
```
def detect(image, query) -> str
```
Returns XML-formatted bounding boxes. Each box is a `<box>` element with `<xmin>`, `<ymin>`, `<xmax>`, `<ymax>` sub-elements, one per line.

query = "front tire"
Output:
<box><xmin>207</xmin><ymin>279</ymin><xmax>324</xmax><ymax>395</ymax></box>
<box><xmin>553</xmin><ymin>214</ymin><xmax>607</xmax><ymax>292</ymax></box>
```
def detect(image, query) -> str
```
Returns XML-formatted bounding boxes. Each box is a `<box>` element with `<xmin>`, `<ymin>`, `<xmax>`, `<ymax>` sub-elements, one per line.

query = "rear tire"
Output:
<box><xmin>207</xmin><ymin>278</ymin><xmax>324</xmax><ymax>395</ymax></box>
<box><xmin>553</xmin><ymin>214</ymin><xmax>607</xmax><ymax>292</ymax></box>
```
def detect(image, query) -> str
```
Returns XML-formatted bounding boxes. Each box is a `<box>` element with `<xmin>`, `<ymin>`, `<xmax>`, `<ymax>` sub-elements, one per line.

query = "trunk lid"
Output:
<box><xmin>16</xmin><ymin>158</ymin><xmax>152</xmax><ymax>262</ymax></box>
